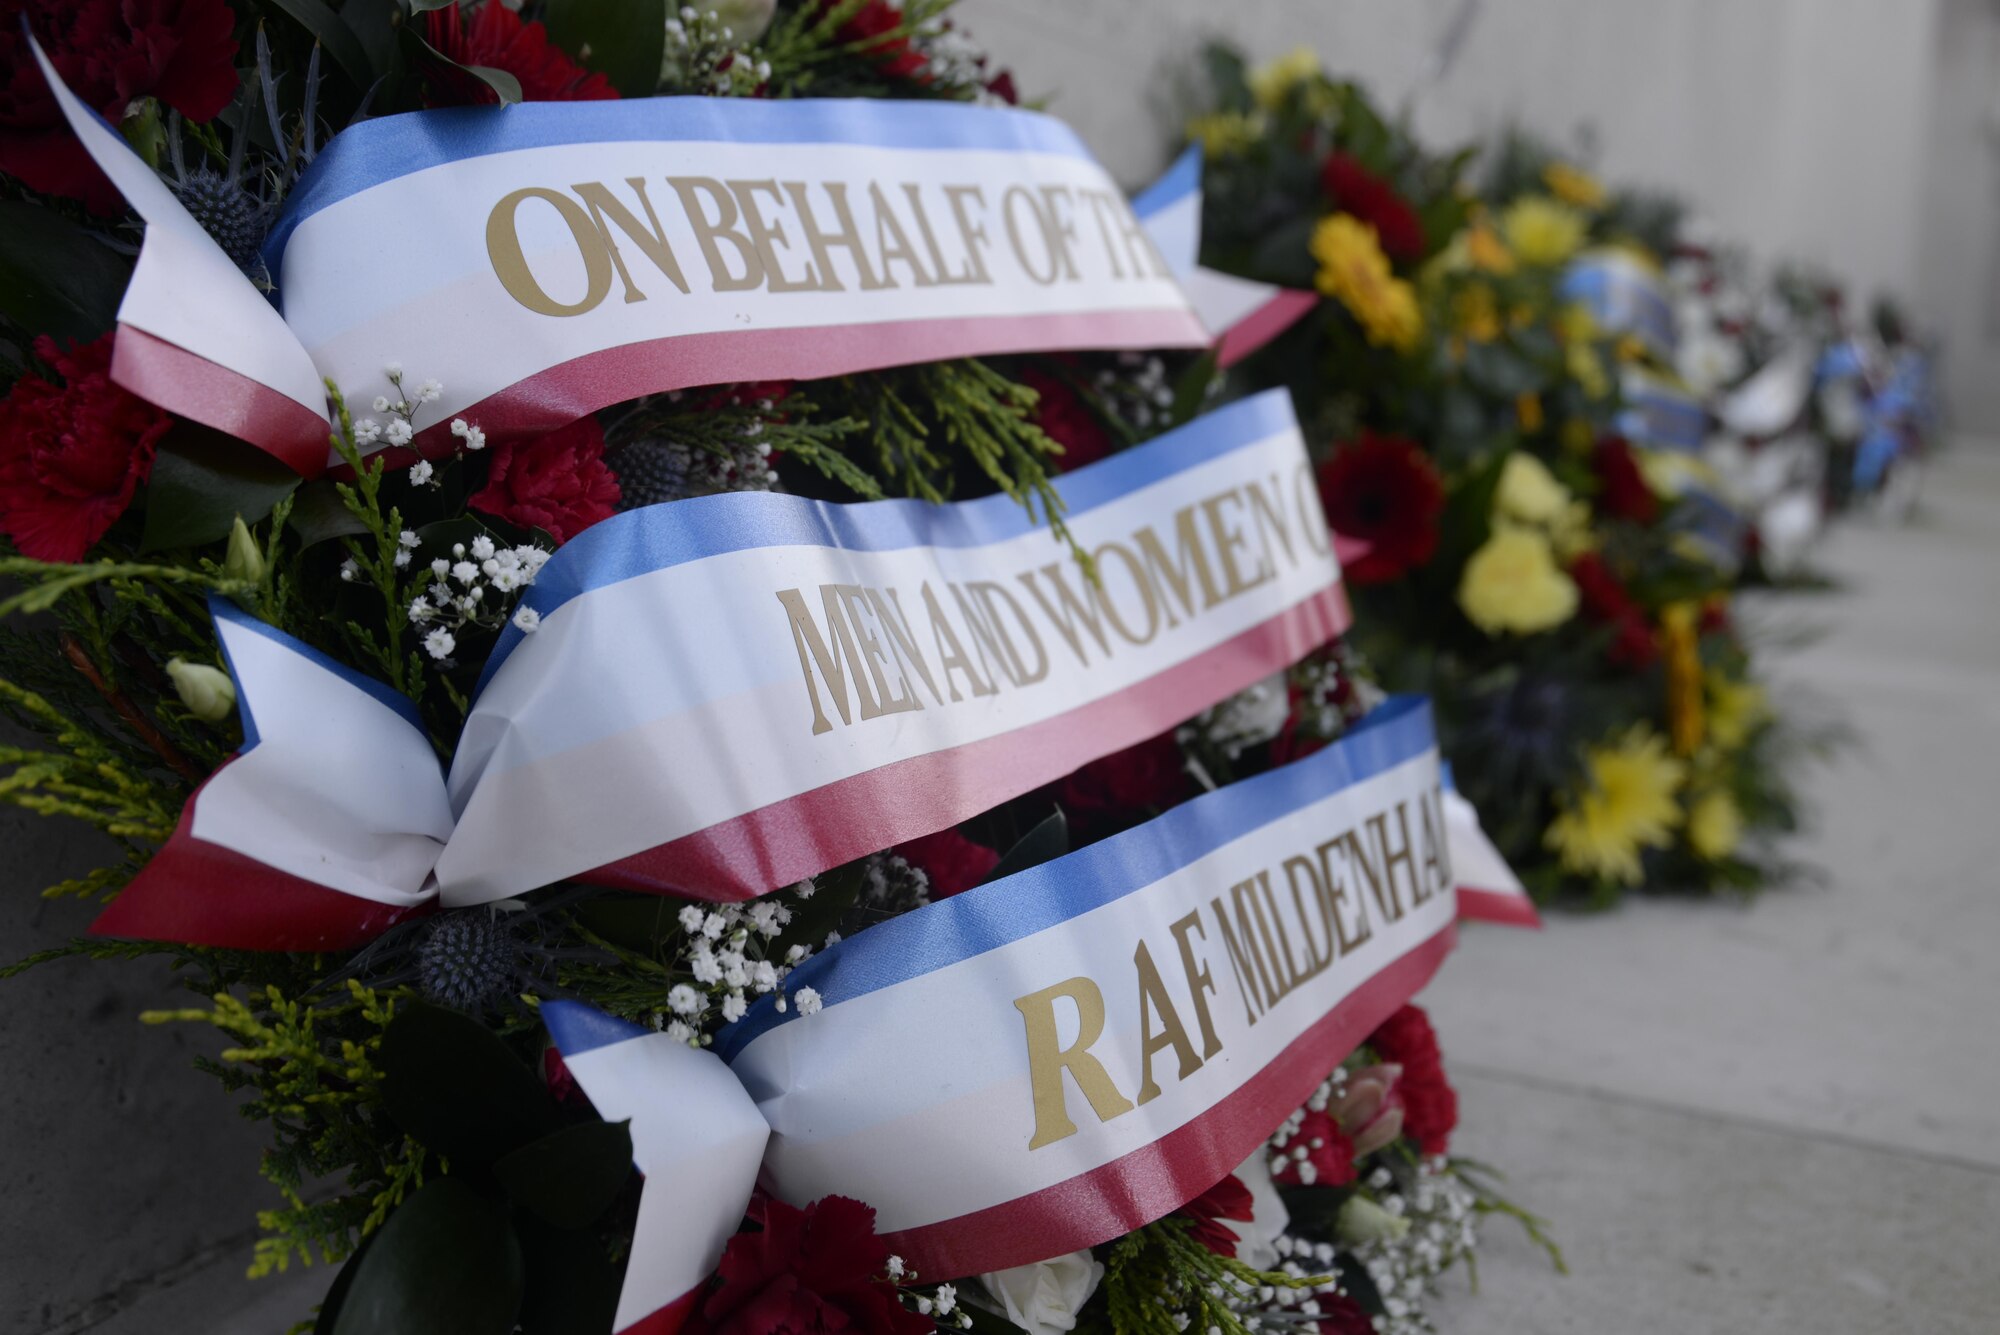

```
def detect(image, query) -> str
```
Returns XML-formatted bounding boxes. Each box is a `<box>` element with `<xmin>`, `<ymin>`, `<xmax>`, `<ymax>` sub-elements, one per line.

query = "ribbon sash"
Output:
<box><xmin>31</xmin><ymin>36</ymin><xmax>1207</xmax><ymax>470</ymax></box>
<box><xmin>1562</xmin><ymin>249</ymin><xmax>1677</xmax><ymax>360</ymax></box>
<box><xmin>547</xmin><ymin>696</ymin><xmax>1460</xmax><ymax>1334</ymax></box>
<box><xmin>94</xmin><ymin>393</ymin><xmax>1352</xmax><ymax>947</ymax></box>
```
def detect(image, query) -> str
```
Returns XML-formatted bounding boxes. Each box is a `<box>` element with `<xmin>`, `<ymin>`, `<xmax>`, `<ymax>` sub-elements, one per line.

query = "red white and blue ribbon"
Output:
<box><xmin>1562</xmin><ymin>249</ymin><xmax>1677</xmax><ymax>360</ymax></box>
<box><xmin>94</xmin><ymin>393</ymin><xmax>1355</xmax><ymax>947</ymax></box>
<box><xmin>546</xmin><ymin>696</ymin><xmax>1463</xmax><ymax>1334</ymax></box>
<box><xmin>30</xmin><ymin>36</ymin><xmax>1210</xmax><ymax>473</ymax></box>
<box><xmin>1131</xmin><ymin>147</ymin><xmax>1319</xmax><ymax>367</ymax></box>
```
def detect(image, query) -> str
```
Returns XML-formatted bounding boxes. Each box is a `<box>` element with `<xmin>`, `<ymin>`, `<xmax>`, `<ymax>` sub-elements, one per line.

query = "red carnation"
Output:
<box><xmin>1178</xmin><ymin>1173</ymin><xmax>1256</xmax><ymax>1258</ymax></box>
<box><xmin>0</xmin><ymin>334</ymin><xmax>170</xmax><ymax>562</ymax></box>
<box><xmin>1316</xmin><ymin>434</ymin><xmax>1445</xmax><ymax>585</ymax></box>
<box><xmin>815</xmin><ymin>0</ymin><xmax>928</xmax><ymax>82</ymax></box>
<box><xmin>1320</xmin><ymin>153</ymin><xmax>1425</xmax><ymax>264</ymax></box>
<box><xmin>1018</xmin><ymin>365</ymin><xmax>1113</xmax><ymax>473</ymax></box>
<box><xmin>1568</xmin><ymin>552</ymin><xmax>1657</xmax><ymax>669</ymax></box>
<box><xmin>1592</xmin><ymin>436</ymin><xmax>1659</xmax><ymax>525</ymax></box>
<box><xmin>425</xmin><ymin>0</ymin><xmax>618</xmax><ymax>104</ymax></box>
<box><xmin>469</xmin><ymin>416</ymin><xmax>621</xmax><ymax>545</ymax></box>
<box><xmin>1270</xmin><ymin>1108</ymin><xmax>1358</xmax><ymax>1189</ymax></box>
<box><xmin>1055</xmin><ymin>731</ymin><xmax>1191</xmax><ymax>830</ymax></box>
<box><xmin>1316</xmin><ymin>1294</ymin><xmax>1379</xmax><ymax>1335</ymax></box>
<box><xmin>690</xmin><ymin>1195</ymin><xmax>930</xmax><ymax>1335</ymax></box>
<box><xmin>894</xmin><ymin>828</ymin><xmax>998</xmax><ymax>899</ymax></box>
<box><xmin>1367</xmin><ymin>1005</ymin><xmax>1457</xmax><ymax>1157</ymax></box>
<box><xmin>986</xmin><ymin>69</ymin><xmax>1019</xmax><ymax>105</ymax></box>
<box><xmin>0</xmin><ymin>0</ymin><xmax>239</xmax><ymax>211</ymax></box>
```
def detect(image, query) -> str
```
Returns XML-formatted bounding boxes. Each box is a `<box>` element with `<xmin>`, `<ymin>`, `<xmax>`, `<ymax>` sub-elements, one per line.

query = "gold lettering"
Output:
<box><xmin>1169</xmin><ymin>910</ymin><xmax>1224</xmax><ymax>1060</ymax></box>
<box><xmin>1018</xmin><ymin>561</ymin><xmax>1111</xmax><ymax>667</ymax></box>
<box><xmin>1296</xmin><ymin>461</ymin><xmax>1332</xmax><ymax>557</ymax></box>
<box><xmin>1134</xmin><ymin>939</ymin><xmax>1204</xmax><ymax>1104</ymax></box>
<box><xmin>1079</xmin><ymin>189</ymin><xmax>1131</xmax><ymax>279</ymax></box>
<box><xmin>1134</xmin><ymin>505</ymin><xmax>1223</xmax><ymax>626</ymax></box>
<box><xmin>572</xmin><ymin>178</ymin><xmax>693</xmax><ymax>304</ymax></box>
<box><xmin>668</xmin><ymin>176</ymin><xmax>763</xmax><ymax>291</ymax></box>
<box><xmin>776</xmin><ymin>585</ymin><xmax>876</xmax><ymax>735</ymax></box>
<box><xmin>728</xmin><ymin>179</ymin><xmax>819</xmax><ymax>292</ymax></box>
<box><xmin>1282</xmin><ymin>854</ymin><xmax>1336</xmax><ymax>976</ymax></box>
<box><xmin>1090</xmin><ymin>540</ymin><xmax>1162</xmax><ymax>646</ymax></box>
<box><xmin>1244</xmin><ymin>871</ymin><xmax>1300</xmax><ymax>1003</ymax></box>
<box><xmin>941</xmin><ymin>184</ymin><xmax>995</xmax><ymax>285</ymax></box>
<box><xmin>966</xmin><ymin>581</ymin><xmax>1051</xmax><ymax>687</ymax></box>
<box><xmin>1014</xmin><ymin>976</ymin><xmax>1134</xmax><ymax>1149</ymax></box>
<box><xmin>871</xmin><ymin>588</ymin><xmax>945</xmax><ymax>708</ymax></box>
<box><xmin>1245</xmin><ymin>472</ymin><xmax>1298</xmax><ymax>571</ymax></box>
<box><xmin>1211</xmin><ymin>885</ymin><xmax>1275</xmax><ymax>1024</ymax></box>
<box><xmin>1314</xmin><ymin>833</ymin><xmax>1374</xmax><ymax>954</ymax></box>
<box><xmin>783</xmin><ymin>181</ymin><xmax>889</xmax><ymax>291</ymax></box>
<box><xmin>1345</xmin><ymin>827</ymin><xmax>1402</xmax><ymax>925</ymax></box>
<box><xmin>837</xmin><ymin>586</ymin><xmax>920</xmax><ymax>718</ymax></box>
<box><xmin>1202</xmin><ymin>488</ymin><xmax>1273</xmax><ymax>600</ymax></box>
<box><xmin>1370</xmin><ymin>805</ymin><xmax>1419</xmax><ymax>915</ymax></box>
<box><xmin>921</xmin><ymin>582</ymin><xmax>994</xmax><ymax>702</ymax></box>
<box><xmin>1002</xmin><ymin>184</ymin><xmax>1061</xmax><ymax>285</ymax></box>
<box><xmin>868</xmin><ymin>181</ymin><xmax>935</xmax><ymax>287</ymax></box>
<box><xmin>486</xmin><ymin>187</ymin><xmax>614</xmax><ymax>317</ymax></box>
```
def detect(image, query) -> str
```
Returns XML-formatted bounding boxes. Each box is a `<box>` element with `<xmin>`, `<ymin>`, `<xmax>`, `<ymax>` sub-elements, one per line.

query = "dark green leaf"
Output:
<box><xmin>1167</xmin><ymin>350</ymin><xmax>1221</xmax><ymax>430</ymax></box>
<box><xmin>1334</xmin><ymin>1251</ymin><xmax>1386</xmax><ymax>1316</ymax></box>
<box><xmin>399</xmin><ymin>26</ymin><xmax>523</xmax><ymax>104</ymax></box>
<box><xmin>267</xmin><ymin>0</ymin><xmax>377</xmax><ymax>87</ymax></box>
<box><xmin>0</xmin><ymin>203</ymin><xmax>130</xmax><ymax>341</ymax></box>
<box><xmin>516</xmin><ymin>1216</ymin><xmax>625</xmax><ymax>1335</ymax></box>
<box><xmin>139</xmin><ymin>426</ymin><xmax>301</xmax><ymax>552</ymax></box>
<box><xmin>330</xmin><ymin>1178</ymin><xmax>524</xmax><ymax>1335</ymax></box>
<box><xmin>1249</xmin><ymin>215</ymin><xmax>1319</xmax><ymax>288</ymax></box>
<box><xmin>575</xmin><ymin>894</ymin><xmax>685</xmax><ymax>952</ymax></box>
<box><xmin>379</xmin><ymin>1001</ymin><xmax>559</xmax><ymax>1169</ymax></box>
<box><xmin>542</xmin><ymin>0</ymin><xmax>667</xmax><ymax>98</ymax></box>
<box><xmin>495</xmin><ymin>1120</ymin><xmax>634</xmax><ymax>1229</ymax></box>
<box><xmin>980</xmin><ymin>808</ymin><xmax>1068</xmax><ymax>885</ymax></box>
<box><xmin>312</xmin><ymin>1228</ymin><xmax>377</xmax><ymax>1335</ymax></box>
<box><xmin>287</xmin><ymin>481</ymin><xmax>372</xmax><ymax>547</ymax></box>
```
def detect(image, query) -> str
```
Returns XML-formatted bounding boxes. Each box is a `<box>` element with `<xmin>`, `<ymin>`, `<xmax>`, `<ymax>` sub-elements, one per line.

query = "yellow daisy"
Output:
<box><xmin>1546</xmin><ymin>726</ymin><xmax>1689</xmax><ymax>884</ymax></box>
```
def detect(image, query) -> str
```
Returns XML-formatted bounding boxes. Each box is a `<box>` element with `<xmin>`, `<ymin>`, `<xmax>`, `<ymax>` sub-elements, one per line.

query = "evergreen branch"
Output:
<box><xmin>58</xmin><ymin>632</ymin><xmax>203</xmax><ymax>784</ymax></box>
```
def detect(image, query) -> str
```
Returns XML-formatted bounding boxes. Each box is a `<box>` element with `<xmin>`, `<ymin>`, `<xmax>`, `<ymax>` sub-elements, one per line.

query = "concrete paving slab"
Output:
<box><xmin>1430</xmin><ymin>1067</ymin><xmax>2000</xmax><ymax>1334</ymax></box>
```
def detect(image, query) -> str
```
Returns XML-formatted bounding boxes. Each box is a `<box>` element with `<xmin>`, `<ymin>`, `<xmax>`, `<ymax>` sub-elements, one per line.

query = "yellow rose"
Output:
<box><xmin>1687</xmin><ymin>790</ymin><xmax>1744</xmax><ymax>861</ymax></box>
<box><xmin>1495</xmin><ymin>452</ymin><xmax>1572</xmax><ymax>526</ymax></box>
<box><xmin>1501</xmin><ymin>195</ymin><xmax>1589</xmax><ymax>268</ymax></box>
<box><xmin>1542</xmin><ymin>162</ymin><xmax>1606</xmax><ymax>210</ymax></box>
<box><xmin>1458</xmin><ymin>526</ymin><xmax>1578</xmax><ymax>635</ymax></box>
<box><xmin>1249</xmin><ymin>46</ymin><xmax>1320</xmax><ymax>109</ymax></box>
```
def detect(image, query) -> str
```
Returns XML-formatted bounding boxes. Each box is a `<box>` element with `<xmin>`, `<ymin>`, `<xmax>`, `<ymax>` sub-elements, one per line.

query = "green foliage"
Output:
<box><xmin>1089</xmin><ymin>1218</ymin><xmax>1329</xmax><ymax>1335</ymax></box>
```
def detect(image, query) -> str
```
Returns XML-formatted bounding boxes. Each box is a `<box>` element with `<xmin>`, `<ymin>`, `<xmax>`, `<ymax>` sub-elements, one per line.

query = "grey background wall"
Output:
<box><xmin>964</xmin><ymin>0</ymin><xmax>1998</xmax><ymax>438</ymax></box>
<box><xmin>5</xmin><ymin>3</ymin><xmax>1994</xmax><ymax>1332</ymax></box>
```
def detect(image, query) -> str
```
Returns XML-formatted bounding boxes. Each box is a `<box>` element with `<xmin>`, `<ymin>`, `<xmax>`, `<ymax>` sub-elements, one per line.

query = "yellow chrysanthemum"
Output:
<box><xmin>1311</xmin><ymin>214</ymin><xmax>1425</xmax><ymax>353</ymax></box>
<box><xmin>1614</xmin><ymin>332</ymin><xmax>1651</xmax><ymax>365</ymax></box>
<box><xmin>1466</xmin><ymin>217</ymin><xmax>1516</xmax><ymax>274</ymax></box>
<box><xmin>1516</xmin><ymin>391</ymin><xmax>1545</xmax><ymax>433</ymax></box>
<box><xmin>1458</xmin><ymin>526</ymin><xmax>1578</xmax><ymax>636</ymax></box>
<box><xmin>1495</xmin><ymin>452</ymin><xmax>1572</xmax><ymax>525</ymax></box>
<box><xmin>1686</xmin><ymin>790</ymin><xmax>1744</xmax><ymax>862</ymax></box>
<box><xmin>1452</xmin><ymin>282</ymin><xmax>1501</xmax><ymax>342</ymax></box>
<box><xmin>1555</xmin><ymin>301</ymin><xmax>1600</xmax><ymax>344</ymax></box>
<box><xmin>1542</xmin><ymin>162</ymin><xmax>1606</xmax><ymax>210</ymax></box>
<box><xmin>1501</xmin><ymin>195</ymin><xmax>1588</xmax><ymax>268</ymax></box>
<box><xmin>1705</xmin><ymin>670</ymin><xmax>1769</xmax><ymax>751</ymax></box>
<box><xmin>1187</xmin><ymin>110</ymin><xmax>1264</xmax><ymax>159</ymax></box>
<box><xmin>1249</xmin><ymin>46</ymin><xmax>1320</xmax><ymax>109</ymax></box>
<box><xmin>1545</xmin><ymin>726</ymin><xmax>1689</xmax><ymax>885</ymax></box>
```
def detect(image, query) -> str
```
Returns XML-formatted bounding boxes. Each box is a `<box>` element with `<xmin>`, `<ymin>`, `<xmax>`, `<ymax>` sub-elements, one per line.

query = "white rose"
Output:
<box><xmin>979</xmin><ymin>1250</ymin><xmax>1104</xmax><ymax>1335</ymax></box>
